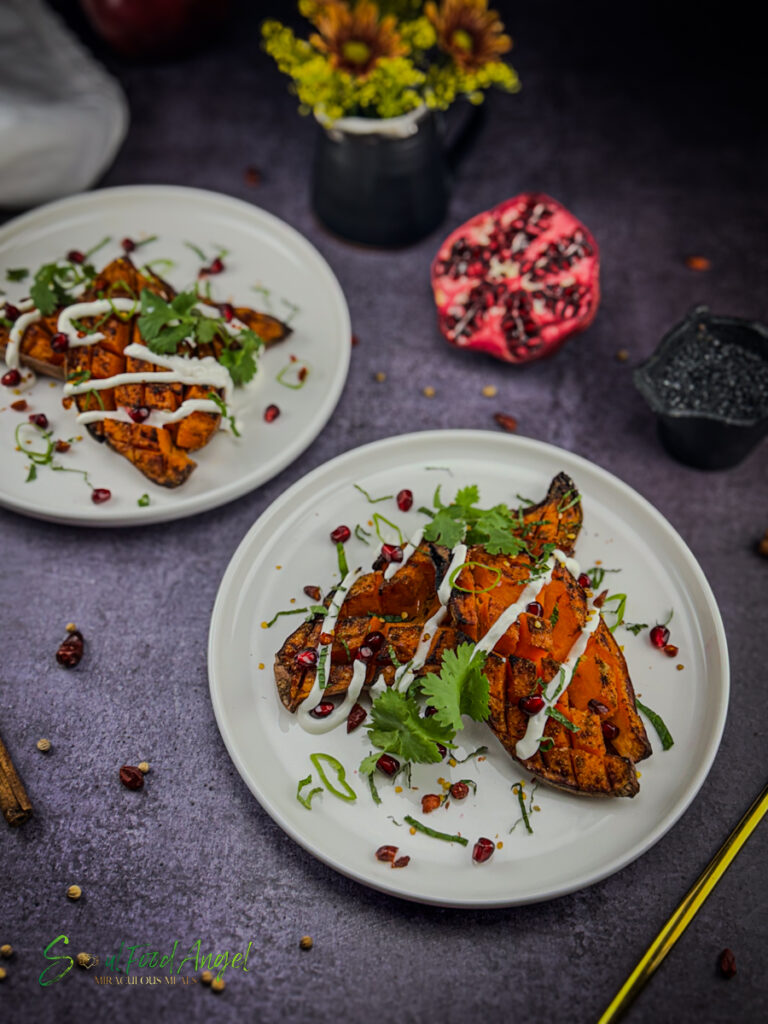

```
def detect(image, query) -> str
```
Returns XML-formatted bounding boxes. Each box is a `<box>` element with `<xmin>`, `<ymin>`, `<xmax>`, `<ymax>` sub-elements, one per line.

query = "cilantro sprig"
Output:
<box><xmin>421</xmin><ymin>484</ymin><xmax>530</xmax><ymax>556</ymax></box>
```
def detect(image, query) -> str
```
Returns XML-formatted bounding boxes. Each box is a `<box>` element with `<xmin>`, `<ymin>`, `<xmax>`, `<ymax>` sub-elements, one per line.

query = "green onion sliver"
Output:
<box><xmin>373</xmin><ymin>513</ymin><xmax>403</xmax><ymax>547</ymax></box>
<box><xmin>449</xmin><ymin>560</ymin><xmax>502</xmax><ymax>595</ymax></box>
<box><xmin>510</xmin><ymin>782</ymin><xmax>533</xmax><ymax>834</ymax></box>
<box><xmin>310</xmin><ymin>753</ymin><xmax>356</xmax><ymax>802</ymax></box>
<box><xmin>367</xmin><ymin>772</ymin><xmax>381</xmax><ymax>806</ymax></box>
<box><xmin>296</xmin><ymin>775</ymin><xmax>322</xmax><ymax>809</ymax></box>
<box><xmin>404</xmin><ymin>815</ymin><xmax>468</xmax><ymax>846</ymax></box>
<box><xmin>336</xmin><ymin>541</ymin><xmax>349</xmax><ymax>578</ymax></box>
<box><xmin>353</xmin><ymin>483</ymin><xmax>392</xmax><ymax>504</ymax></box>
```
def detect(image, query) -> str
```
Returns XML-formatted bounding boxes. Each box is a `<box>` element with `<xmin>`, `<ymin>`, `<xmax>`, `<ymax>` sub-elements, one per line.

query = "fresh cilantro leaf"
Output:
<box><xmin>359</xmin><ymin>752</ymin><xmax>381</xmax><ymax>777</ymax></box>
<box><xmin>455</xmin><ymin>484</ymin><xmax>479</xmax><ymax>509</ymax></box>
<box><xmin>420</xmin><ymin>643</ymin><xmax>489</xmax><ymax>732</ymax></box>
<box><xmin>423</xmin><ymin>506</ymin><xmax>466</xmax><ymax>548</ymax></box>
<box><xmin>137</xmin><ymin>289</ymin><xmax>176</xmax><ymax>341</ymax></box>
<box><xmin>195</xmin><ymin>316</ymin><xmax>222</xmax><ymax>344</ymax></box>
<box><xmin>624</xmin><ymin>622</ymin><xmax>648</xmax><ymax>636</ymax></box>
<box><xmin>468</xmin><ymin>505</ymin><xmax>529</xmax><ymax>555</ymax></box>
<box><xmin>171</xmin><ymin>291</ymin><xmax>198</xmax><ymax>317</ymax></box>
<box><xmin>366</xmin><ymin>689</ymin><xmax>446</xmax><ymax>764</ymax></box>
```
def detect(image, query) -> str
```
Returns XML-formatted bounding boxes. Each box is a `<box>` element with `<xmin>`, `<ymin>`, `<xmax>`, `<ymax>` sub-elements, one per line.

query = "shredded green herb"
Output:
<box><xmin>276</xmin><ymin>361</ymin><xmax>310</xmax><ymax>389</ymax></box>
<box><xmin>367</xmin><ymin>771</ymin><xmax>382</xmax><ymax>805</ymax></box>
<box><xmin>510</xmin><ymin>781</ymin><xmax>533</xmax><ymax>834</ymax></box>
<box><xmin>624</xmin><ymin>622</ymin><xmax>648</xmax><ymax>636</ymax></box>
<box><xmin>336</xmin><ymin>541</ymin><xmax>349</xmax><ymax>578</ymax></box>
<box><xmin>263</xmin><ymin>605</ymin><xmax>325</xmax><ymax>628</ymax></box>
<box><xmin>354</xmin><ymin>524</ymin><xmax>371</xmax><ymax>544</ymax></box>
<box><xmin>636</xmin><ymin>700</ymin><xmax>674</xmax><ymax>750</ymax></box>
<box><xmin>354</xmin><ymin>483</ymin><xmax>393</xmax><ymax>504</ymax></box>
<box><xmin>602</xmin><ymin>593</ymin><xmax>628</xmax><ymax>633</ymax></box>
<box><xmin>404</xmin><ymin>815</ymin><xmax>468</xmax><ymax>846</ymax></box>
<box><xmin>373</xmin><ymin>513</ymin><xmax>404</xmax><ymax>547</ymax></box>
<box><xmin>5</xmin><ymin>267</ymin><xmax>28</xmax><ymax>282</ymax></box>
<box><xmin>546</xmin><ymin>706</ymin><xmax>580</xmax><ymax>733</ymax></box>
<box><xmin>586</xmin><ymin>566</ymin><xmax>621</xmax><ymax>590</ymax></box>
<box><xmin>453</xmin><ymin>745</ymin><xmax>488</xmax><ymax>764</ymax></box>
<box><xmin>549</xmin><ymin>604</ymin><xmax>560</xmax><ymax>626</ymax></box>
<box><xmin>557</xmin><ymin>490</ymin><xmax>581</xmax><ymax>512</ymax></box>
<box><xmin>206</xmin><ymin>391</ymin><xmax>240</xmax><ymax>437</ymax></box>
<box><xmin>296</xmin><ymin>774</ymin><xmax>323</xmax><ymax>809</ymax></box>
<box><xmin>137</xmin><ymin>494</ymin><xmax>150</xmax><ymax>508</ymax></box>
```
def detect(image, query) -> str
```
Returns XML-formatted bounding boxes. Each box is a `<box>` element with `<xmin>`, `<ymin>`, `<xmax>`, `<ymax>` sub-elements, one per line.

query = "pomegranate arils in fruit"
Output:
<box><xmin>650</xmin><ymin>624</ymin><xmax>670</xmax><ymax>648</ymax></box>
<box><xmin>310</xmin><ymin>701</ymin><xmax>335</xmax><ymax>719</ymax></box>
<box><xmin>51</xmin><ymin>332</ymin><xmax>69</xmax><ymax>353</ymax></box>
<box><xmin>127</xmin><ymin>406</ymin><xmax>150</xmax><ymax>423</ymax></box>
<box><xmin>577</xmin><ymin>573</ymin><xmax>591</xmax><ymax>589</ymax></box>
<box><xmin>421</xmin><ymin>794</ymin><xmax>442</xmax><ymax>814</ymax></box>
<box><xmin>450</xmin><ymin>781</ymin><xmax>470</xmax><ymax>800</ymax></box>
<box><xmin>375</xmin><ymin>845</ymin><xmax>398</xmax><ymax>863</ymax></box>
<box><xmin>392</xmin><ymin>856</ymin><xmax>410</xmax><ymax>868</ymax></box>
<box><xmin>2</xmin><ymin>369</ymin><xmax>21</xmax><ymax>387</ymax></box>
<box><xmin>296</xmin><ymin>648</ymin><xmax>318</xmax><ymax>668</ymax></box>
<box><xmin>264</xmin><ymin>404</ymin><xmax>280</xmax><ymax>423</ymax></box>
<box><xmin>376</xmin><ymin>754</ymin><xmax>399</xmax><ymax>776</ymax></box>
<box><xmin>330</xmin><ymin>524</ymin><xmax>351</xmax><ymax>543</ymax></box>
<box><xmin>526</xmin><ymin>601</ymin><xmax>543</xmax><ymax>617</ymax></box>
<box><xmin>664</xmin><ymin>643</ymin><xmax>679</xmax><ymax>658</ymax></box>
<box><xmin>121</xmin><ymin>237</ymin><xmax>136</xmax><ymax>253</ymax></box>
<box><xmin>472</xmin><ymin>837</ymin><xmax>495</xmax><ymax>863</ymax></box>
<box><xmin>602</xmin><ymin>721</ymin><xmax>620</xmax><ymax>741</ymax></box>
<box><xmin>67</xmin><ymin>249</ymin><xmax>85</xmax><ymax>264</ymax></box>
<box><xmin>396</xmin><ymin>489</ymin><xmax>413</xmax><ymax>512</ymax></box>
<box><xmin>91</xmin><ymin>488</ymin><xmax>111</xmax><ymax>504</ymax></box>
<box><xmin>346</xmin><ymin>703</ymin><xmax>367</xmax><ymax>733</ymax></box>
<box><xmin>431</xmin><ymin>193</ymin><xmax>600</xmax><ymax>364</ymax></box>
<box><xmin>519</xmin><ymin>694</ymin><xmax>545</xmax><ymax>715</ymax></box>
<box><xmin>381</xmin><ymin>543</ymin><xmax>403</xmax><ymax>564</ymax></box>
<box><xmin>3</xmin><ymin>304</ymin><xmax>20</xmax><ymax>322</ymax></box>
<box><xmin>29</xmin><ymin>413</ymin><xmax>49</xmax><ymax>429</ymax></box>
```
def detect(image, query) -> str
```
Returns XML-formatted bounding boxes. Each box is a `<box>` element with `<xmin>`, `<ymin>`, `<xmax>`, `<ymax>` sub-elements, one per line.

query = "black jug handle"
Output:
<box><xmin>440</xmin><ymin>101</ymin><xmax>487</xmax><ymax>173</ymax></box>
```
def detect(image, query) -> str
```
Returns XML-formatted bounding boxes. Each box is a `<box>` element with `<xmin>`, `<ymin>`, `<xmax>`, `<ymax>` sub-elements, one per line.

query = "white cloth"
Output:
<box><xmin>0</xmin><ymin>0</ymin><xmax>128</xmax><ymax>208</ymax></box>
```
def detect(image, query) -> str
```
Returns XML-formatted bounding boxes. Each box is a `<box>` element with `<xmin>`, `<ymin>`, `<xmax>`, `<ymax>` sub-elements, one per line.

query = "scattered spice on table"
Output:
<box><xmin>616</xmin><ymin>348</ymin><xmax>629</xmax><ymax>362</ymax></box>
<box><xmin>685</xmin><ymin>255</ymin><xmax>712</xmax><ymax>271</ymax></box>
<box><xmin>200</xmin><ymin>970</ymin><xmax>213</xmax><ymax>985</ymax></box>
<box><xmin>299</xmin><ymin>935</ymin><xmax>313</xmax><ymax>951</ymax></box>
<box><xmin>36</xmin><ymin>738</ymin><xmax>51</xmax><ymax>753</ymax></box>
<box><xmin>119</xmin><ymin>765</ymin><xmax>145</xmax><ymax>790</ymax></box>
<box><xmin>494</xmin><ymin>412</ymin><xmax>518</xmax><ymax>432</ymax></box>
<box><xmin>211</xmin><ymin>977</ymin><xmax>225</xmax><ymax>993</ymax></box>
<box><xmin>138</xmin><ymin>761</ymin><xmax>150</xmax><ymax>774</ymax></box>
<box><xmin>718</xmin><ymin>948</ymin><xmax>737</xmax><ymax>978</ymax></box>
<box><xmin>422</xmin><ymin>386</ymin><xmax>436</xmax><ymax>398</ymax></box>
<box><xmin>482</xmin><ymin>385</ymin><xmax>498</xmax><ymax>397</ymax></box>
<box><xmin>67</xmin><ymin>885</ymin><xmax>82</xmax><ymax>901</ymax></box>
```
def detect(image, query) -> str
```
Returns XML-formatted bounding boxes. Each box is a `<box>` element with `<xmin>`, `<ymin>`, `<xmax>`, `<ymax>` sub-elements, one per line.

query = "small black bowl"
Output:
<box><xmin>634</xmin><ymin>306</ymin><xmax>768</xmax><ymax>469</ymax></box>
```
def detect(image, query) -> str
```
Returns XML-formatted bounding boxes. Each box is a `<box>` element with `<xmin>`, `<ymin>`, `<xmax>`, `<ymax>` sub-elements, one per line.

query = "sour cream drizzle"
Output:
<box><xmin>383</xmin><ymin>527</ymin><xmax>424</xmax><ymax>581</ymax></box>
<box><xmin>4</xmin><ymin>299</ymin><xmax>40</xmax><ymax>369</ymax></box>
<box><xmin>75</xmin><ymin>398</ymin><xmax>225</xmax><ymax>427</ymax></box>
<box><xmin>296</xmin><ymin>565</ymin><xmax>366</xmax><ymax>734</ymax></box>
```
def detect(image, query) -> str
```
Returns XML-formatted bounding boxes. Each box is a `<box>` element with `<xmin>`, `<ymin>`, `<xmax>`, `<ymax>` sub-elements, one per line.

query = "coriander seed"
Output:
<box><xmin>76</xmin><ymin>953</ymin><xmax>91</xmax><ymax>968</ymax></box>
<box><xmin>138</xmin><ymin>762</ymin><xmax>150</xmax><ymax>774</ymax></box>
<box><xmin>299</xmin><ymin>935</ymin><xmax>313</xmax><ymax>951</ymax></box>
<box><xmin>65</xmin><ymin>622</ymin><xmax>77</xmax><ymax>633</ymax></box>
<box><xmin>36</xmin><ymin>738</ymin><xmax>51</xmax><ymax>753</ymax></box>
<box><xmin>200</xmin><ymin>970</ymin><xmax>213</xmax><ymax>985</ymax></box>
<box><xmin>422</xmin><ymin>386</ymin><xmax>436</xmax><ymax>398</ymax></box>
<box><xmin>67</xmin><ymin>885</ymin><xmax>82</xmax><ymax>901</ymax></box>
<box><xmin>211</xmin><ymin>977</ymin><xmax>225</xmax><ymax>993</ymax></box>
<box><xmin>0</xmin><ymin>944</ymin><xmax>12</xmax><ymax>958</ymax></box>
<box><xmin>0</xmin><ymin>966</ymin><xmax>6</xmax><ymax>982</ymax></box>
<box><xmin>481</xmin><ymin>385</ymin><xmax>497</xmax><ymax>397</ymax></box>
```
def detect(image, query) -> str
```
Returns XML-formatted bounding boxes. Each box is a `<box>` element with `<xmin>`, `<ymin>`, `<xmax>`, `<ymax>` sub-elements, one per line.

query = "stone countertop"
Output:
<box><xmin>1</xmin><ymin>2</ymin><xmax>766</xmax><ymax>1022</ymax></box>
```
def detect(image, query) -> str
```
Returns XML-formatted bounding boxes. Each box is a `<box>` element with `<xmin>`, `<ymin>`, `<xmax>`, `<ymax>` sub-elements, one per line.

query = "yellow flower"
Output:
<box><xmin>425</xmin><ymin>0</ymin><xmax>512</xmax><ymax>70</ymax></box>
<box><xmin>308</xmin><ymin>1</ymin><xmax>407</xmax><ymax>79</ymax></box>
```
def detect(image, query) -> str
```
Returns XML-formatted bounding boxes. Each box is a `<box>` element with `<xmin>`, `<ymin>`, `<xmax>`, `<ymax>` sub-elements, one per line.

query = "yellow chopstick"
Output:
<box><xmin>598</xmin><ymin>779</ymin><xmax>768</xmax><ymax>1024</ymax></box>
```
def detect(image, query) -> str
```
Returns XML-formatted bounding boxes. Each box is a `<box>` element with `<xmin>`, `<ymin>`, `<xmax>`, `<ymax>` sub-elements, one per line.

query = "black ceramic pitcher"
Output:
<box><xmin>311</xmin><ymin>105</ymin><xmax>480</xmax><ymax>248</ymax></box>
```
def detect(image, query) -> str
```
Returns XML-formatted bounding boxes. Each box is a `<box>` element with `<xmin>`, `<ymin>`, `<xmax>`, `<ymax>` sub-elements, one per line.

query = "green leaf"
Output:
<box><xmin>469</xmin><ymin>505</ymin><xmax>528</xmax><ymax>555</ymax></box>
<box><xmin>420</xmin><ymin>643</ymin><xmax>489</xmax><ymax>732</ymax></box>
<box><xmin>137</xmin><ymin>493</ymin><xmax>150</xmax><ymax>507</ymax></box>
<box><xmin>366</xmin><ymin>689</ymin><xmax>446</xmax><ymax>764</ymax></box>
<box><xmin>636</xmin><ymin>700</ymin><xmax>674</xmax><ymax>750</ymax></box>
<box><xmin>6</xmin><ymin>267</ymin><xmax>28</xmax><ymax>282</ymax></box>
<box><xmin>359</xmin><ymin>752</ymin><xmax>381</xmax><ymax>777</ymax></box>
<box><xmin>137</xmin><ymin>288</ymin><xmax>176</xmax><ymax>342</ymax></box>
<box><xmin>454</xmin><ymin>484</ymin><xmax>479</xmax><ymax>509</ymax></box>
<box><xmin>422</xmin><ymin>506</ymin><xmax>465</xmax><ymax>548</ymax></box>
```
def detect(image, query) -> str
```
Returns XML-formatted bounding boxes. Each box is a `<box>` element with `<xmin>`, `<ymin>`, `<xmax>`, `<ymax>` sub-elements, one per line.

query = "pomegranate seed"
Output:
<box><xmin>28</xmin><ymin>413</ymin><xmax>49</xmax><ymax>429</ymax></box>
<box><xmin>91</xmin><ymin>488</ymin><xmax>111</xmax><ymax>504</ymax></box>
<box><xmin>392</xmin><ymin>855</ymin><xmax>410</xmax><ymax>868</ymax></box>
<box><xmin>119</xmin><ymin>765</ymin><xmax>144</xmax><ymax>790</ymax></box>
<box><xmin>396</xmin><ymin>489</ymin><xmax>413</xmax><ymax>512</ymax></box>
<box><xmin>494</xmin><ymin>412</ymin><xmax>518</xmax><ymax>433</ymax></box>
<box><xmin>303</xmin><ymin>585</ymin><xmax>322</xmax><ymax>601</ymax></box>
<box><xmin>357</xmin><ymin>644</ymin><xmax>375</xmax><ymax>663</ymax></box>
<box><xmin>67</xmin><ymin>249</ymin><xmax>85</xmax><ymax>264</ymax></box>
<box><xmin>351</xmin><ymin>334</ymin><xmax>360</xmax><ymax>347</ymax></box>
<box><xmin>3</xmin><ymin>303</ymin><xmax>20</xmax><ymax>322</ymax></box>
<box><xmin>650</xmin><ymin>625</ymin><xmax>670</xmax><ymax>648</ymax></box>
<box><xmin>363</xmin><ymin>631</ymin><xmax>385</xmax><ymax>651</ymax></box>
<box><xmin>436</xmin><ymin>743</ymin><xmax>447</xmax><ymax>759</ymax></box>
<box><xmin>421</xmin><ymin>794</ymin><xmax>442</xmax><ymax>814</ymax></box>
<box><xmin>56</xmin><ymin>631</ymin><xmax>84</xmax><ymax>667</ymax></box>
<box><xmin>519</xmin><ymin>694</ymin><xmax>545</xmax><ymax>715</ymax></box>
<box><xmin>577</xmin><ymin>573</ymin><xmax>591</xmax><ymax>589</ymax></box>
<box><xmin>376</xmin><ymin>754</ymin><xmax>399</xmax><ymax>776</ymax></box>
<box><xmin>588</xmin><ymin>699</ymin><xmax>610</xmax><ymax>716</ymax></box>
<box><xmin>685</xmin><ymin>255</ymin><xmax>712</xmax><ymax>272</ymax></box>
<box><xmin>11</xmin><ymin>399</ymin><xmax>27</xmax><ymax>411</ymax></box>
<box><xmin>330</xmin><ymin>524</ymin><xmax>350</xmax><ymax>543</ymax></box>
<box><xmin>381</xmin><ymin>543</ymin><xmax>403</xmax><ymax>563</ymax></box>
<box><xmin>346</xmin><ymin>703</ymin><xmax>367</xmax><ymax>733</ymax></box>
<box><xmin>718</xmin><ymin>948</ymin><xmax>737</xmax><ymax>979</ymax></box>
<box><xmin>51</xmin><ymin>332</ymin><xmax>69</xmax><ymax>353</ymax></box>
<box><xmin>664</xmin><ymin>643</ymin><xmax>679</xmax><ymax>658</ymax></box>
<box><xmin>450</xmin><ymin>781</ymin><xmax>470</xmax><ymax>800</ymax></box>
<box><xmin>298</xmin><ymin>366</ymin><xmax>308</xmax><ymax>382</ymax></box>
<box><xmin>209</xmin><ymin>257</ymin><xmax>224</xmax><ymax>274</ymax></box>
<box><xmin>244</xmin><ymin>166</ymin><xmax>263</xmax><ymax>187</ymax></box>
<box><xmin>375</xmin><ymin>845</ymin><xmax>398</xmax><ymax>863</ymax></box>
<box><xmin>264</xmin><ymin>404</ymin><xmax>280</xmax><ymax>423</ymax></box>
<box><xmin>295</xmin><ymin>648</ymin><xmax>318</xmax><ymax>668</ymax></box>
<box><xmin>602</xmin><ymin>721</ymin><xmax>620</xmax><ymax>741</ymax></box>
<box><xmin>424</xmin><ymin>705</ymin><xmax>438</xmax><ymax>717</ymax></box>
<box><xmin>127</xmin><ymin>406</ymin><xmax>150</xmax><ymax>423</ymax></box>
<box><xmin>121</xmin><ymin>237</ymin><xmax>136</xmax><ymax>253</ymax></box>
<box><xmin>310</xmin><ymin>701</ymin><xmax>335</xmax><ymax>719</ymax></box>
<box><xmin>2</xmin><ymin>369</ymin><xmax>21</xmax><ymax>387</ymax></box>
<box><xmin>221</xmin><ymin>303</ymin><xmax>235</xmax><ymax>322</ymax></box>
<box><xmin>472</xmin><ymin>837</ymin><xmax>495</xmax><ymax>863</ymax></box>
<box><xmin>526</xmin><ymin>601</ymin><xmax>543</xmax><ymax>617</ymax></box>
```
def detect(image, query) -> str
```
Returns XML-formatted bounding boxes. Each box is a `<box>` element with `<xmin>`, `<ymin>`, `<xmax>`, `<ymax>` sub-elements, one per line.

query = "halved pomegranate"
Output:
<box><xmin>430</xmin><ymin>193</ymin><xmax>600</xmax><ymax>364</ymax></box>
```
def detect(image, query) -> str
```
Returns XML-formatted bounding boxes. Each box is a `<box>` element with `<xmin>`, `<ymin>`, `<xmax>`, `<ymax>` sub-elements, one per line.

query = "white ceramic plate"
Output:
<box><xmin>0</xmin><ymin>186</ymin><xmax>350</xmax><ymax>525</ymax></box>
<box><xmin>208</xmin><ymin>430</ymin><xmax>729</xmax><ymax>907</ymax></box>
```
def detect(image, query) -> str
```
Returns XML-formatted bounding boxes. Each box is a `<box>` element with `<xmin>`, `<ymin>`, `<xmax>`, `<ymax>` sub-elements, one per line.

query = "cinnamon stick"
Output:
<box><xmin>0</xmin><ymin>730</ymin><xmax>32</xmax><ymax>826</ymax></box>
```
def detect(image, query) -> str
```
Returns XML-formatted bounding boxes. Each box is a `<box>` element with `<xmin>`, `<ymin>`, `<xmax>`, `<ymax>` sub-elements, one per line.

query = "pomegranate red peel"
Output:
<box><xmin>431</xmin><ymin>193</ymin><xmax>600</xmax><ymax>364</ymax></box>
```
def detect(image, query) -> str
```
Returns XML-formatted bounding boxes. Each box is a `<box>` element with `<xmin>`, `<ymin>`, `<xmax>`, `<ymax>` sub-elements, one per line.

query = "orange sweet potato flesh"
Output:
<box><xmin>4</xmin><ymin>256</ymin><xmax>290</xmax><ymax>488</ymax></box>
<box><xmin>274</xmin><ymin>472</ymin><xmax>651</xmax><ymax>799</ymax></box>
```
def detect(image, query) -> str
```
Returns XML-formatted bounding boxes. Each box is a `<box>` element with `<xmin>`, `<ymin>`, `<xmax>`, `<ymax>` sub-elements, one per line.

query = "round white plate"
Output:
<box><xmin>208</xmin><ymin>430</ymin><xmax>729</xmax><ymax>907</ymax></box>
<box><xmin>0</xmin><ymin>185</ymin><xmax>350</xmax><ymax>526</ymax></box>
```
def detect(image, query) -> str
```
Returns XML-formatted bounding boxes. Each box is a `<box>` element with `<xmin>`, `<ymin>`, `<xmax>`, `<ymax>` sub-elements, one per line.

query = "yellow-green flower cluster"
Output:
<box><xmin>263</xmin><ymin>4</ymin><xmax>518</xmax><ymax>121</ymax></box>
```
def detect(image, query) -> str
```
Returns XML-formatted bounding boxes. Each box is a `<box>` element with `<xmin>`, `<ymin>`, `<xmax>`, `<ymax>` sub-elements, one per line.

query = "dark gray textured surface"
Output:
<box><xmin>2</xmin><ymin>3</ymin><xmax>767</xmax><ymax>1022</ymax></box>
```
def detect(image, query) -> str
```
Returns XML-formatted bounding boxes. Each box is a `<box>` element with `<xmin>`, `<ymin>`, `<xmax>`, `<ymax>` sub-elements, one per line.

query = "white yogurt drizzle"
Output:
<box><xmin>58</xmin><ymin>298</ymin><xmax>137</xmax><ymax>347</ymax></box>
<box><xmin>4</xmin><ymin>299</ymin><xmax>41</xmax><ymax>369</ymax></box>
<box><xmin>75</xmin><ymin>398</ymin><xmax>224</xmax><ymax>427</ymax></box>
<box><xmin>438</xmin><ymin>542</ymin><xmax>468</xmax><ymax>606</ymax></box>
<box><xmin>383</xmin><ymin>527</ymin><xmax>424</xmax><ymax>581</ymax></box>
<box><xmin>296</xmin><ymin>565</ymin><xmax>367</xmax><ymax>734</ymax></box>
<box><xmin>63</xmin><ymin>343</ymin><xmax>233</xmax><ymax>398</ymax></box>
